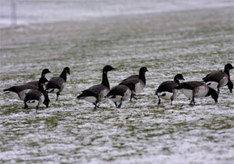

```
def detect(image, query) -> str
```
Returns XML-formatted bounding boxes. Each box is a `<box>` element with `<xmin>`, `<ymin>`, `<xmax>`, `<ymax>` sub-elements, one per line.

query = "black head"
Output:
<box><xmin>224</xmin><ymin>63</ymin><xmax>234</xmax><ymax>70</ymax></box>
<box><xmin>175</xmin><ymin>74</ymin><xmax>185</xmax><ymax>80</ymax></box>
<box><xmin>208</xmin><ymin>88</ymin><xmax>218</xmax><ymax>103</ymax></box>
<box><xmin>64</xmin><ymin>67</ymin><xmax>70</xmax><ymax>75</ymax></box>
<box><xmin>103</xmin><ymin>65</ymin><xmax>115</xmax><ymax>73</ymax></box>
<box><xmin>42</xmin><ymin>68</ymin><xmax>51</xmax><ymax>75</ymax></box>
<box><xmin>139</xmin><ymin>67</ymin><xmax>148</xmax><ymax>74</ymax></box>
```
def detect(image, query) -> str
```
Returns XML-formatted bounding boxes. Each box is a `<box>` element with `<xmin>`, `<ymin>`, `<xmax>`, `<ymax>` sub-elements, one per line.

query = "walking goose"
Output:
<box><xmin>155</xmin><ymin>74</ymin><xmax>184</xmax><ymax>105</ymax></box>
<box><xmin>120</xmin><ymin>67</ymin><xmax>148</xmax><ymax>100</ymax></box>
<box><xmin>176</xmin><ymin>81</ymin><xmax>218</xmax><ymax>105</ymax></box>
<box><xmin>24</xmin><ymin>77</ymin><xmax>50</xmax><ymax>113</ymax></box>
<box><xmin>203</xmin><ymin>63</ymin><xmax>233</xmax><ymax>94</ymax></box>
<box><xmin>107</xmin><ymin>83</ymin><xmax>135</xmax><ymax>108</ymax></box>
<box><xmin>77</xmin><ymin>65</ymin><xmax>115</xmax><ymax>109</ymax></box>
<box><xmin>46</xmin><ymin>67</ymin><xmax>70</xmax><ymax>101</ymax></box>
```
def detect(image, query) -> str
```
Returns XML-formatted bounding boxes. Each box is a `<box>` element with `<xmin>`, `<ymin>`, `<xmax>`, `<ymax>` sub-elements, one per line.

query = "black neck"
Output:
<box><xmin>60</xmin><ymin>70</ymin><xmax>67</xmax><ymax>82</ymax></box>
<box><xmin>41</xmin><ymin>75</ymin><xmax>48</xmax><ymax>83</ymax></box>
<box><xmin>224</xmin><ymin>68</ymin><xmax>230</xmax><ymax>78</ymax></box>
<box><xmin>41</xmin><ymin>72</ymin><xmax>45</xmax><ymax>77</ymax></box>
<box><xmin>101</xmin><ymin>71</ymin><xmax>110</xmax><ymax>89</ymax></box>
<box><xmin>174</xmin><ymin>77</ymin><xmax>180</xmax><ymax>85</ymax></box>
<box><xmin>139</xmin><ymin>72</ymin><xmax>146</xmax><ymax>85</ymax></box>
<box><xmin>38</xmin><ymin>82</ymin><xmax>45</xmax><ymax>93</ymax></box>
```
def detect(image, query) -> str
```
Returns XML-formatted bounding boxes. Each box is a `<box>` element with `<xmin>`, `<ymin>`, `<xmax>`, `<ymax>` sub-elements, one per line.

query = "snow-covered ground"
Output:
<box><xmin>0</xmin><ymin>2</ymin><xmax>234</xmax><ymax>164</ymax></box>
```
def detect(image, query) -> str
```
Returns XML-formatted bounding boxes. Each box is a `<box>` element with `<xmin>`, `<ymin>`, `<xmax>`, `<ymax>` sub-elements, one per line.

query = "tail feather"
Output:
<box><xmin>26</xmin><ymin>100</ymin><xmax>37</xmax><ymax>103</ymax></box>
<box><xmin>3</xmin><ymin>88</ymin><xmax>11</xmax><ymax>94</ymax></box>
<box><xmin>77</xmin><ymin>94</ymin><xmax>84</xmax><ymax>99</ymax></box>
<box><xmin>46</xmin><ymin>88</ymin><xmax>54</xmax><ymax>93</ymax></box>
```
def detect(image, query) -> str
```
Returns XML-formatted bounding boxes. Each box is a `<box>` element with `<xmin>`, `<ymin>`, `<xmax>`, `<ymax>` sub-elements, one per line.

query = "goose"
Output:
<box><xmin>3</xmin><ymin>69</ymin><xmax>50</xmax><ymax>100</ymax></box>
<box><xmin>106</xmin><ymin>83</ymin><xmax>135</xmax><ymax>108</ymax></box>
<box><xmin>77</xmin><ymin>65</ymin><xmax>115</xmax><ymax>109</ymax></box>
<box><xmin>203</xmin><ymin>63</ymin><xmax>233</xmax><ymax>94</ymax></box>
<box><xmin>24</xmin><ymin>77</ymin><xmax>50</xmax><ymax>113</ymax></box>
<box><xmin>119</xmin><ymin>67</ymin><xmax>148</xmax><ymax>100</ymax></box>
<box><xmin>176</xmin><ymin>81</ymin><xmax>218</xmax><ymax>105</ymax></box>
<box><xmin>26</xmin><ymin>68</ymin><xmax>51</xmax><ymax>89</ymax></box>
<box><xmin>155</xmin><ymin>74</ymin><xmax>184</xmax><ymax>105</ymax></box>
<box><xmin>46</xmin><ymin>67</ymin><xmax>70</xmax><ymax>101</ymax></box>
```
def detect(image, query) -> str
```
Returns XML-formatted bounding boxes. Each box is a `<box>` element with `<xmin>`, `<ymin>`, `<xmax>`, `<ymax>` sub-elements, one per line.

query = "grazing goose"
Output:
<box><xmin>106</xmin><ymin>83</ymin><xmax>135</xmax><ymax>108</ymax></box>
<box><xmin>46</xmin><ymin>67</ymin><xmax>70</xmax><ymax>101</ymax></box>
<box><xmin>155</xmin><ymin>74</ymin><xmax>184</xmax><ymax>105</ymax></box>
<box><xmin>77</xmin><ymin>65</ymin><xmax>115</xmax><ymax>109</ymax></box>
<box><xmin>203</xmin><ymin>63</ymin><xmax>233</xmax><ymax>94</ymax></box>
<box><xmin>26</xmin><ymin>68</ymin><xmax>51</xmax><ymax>89</ymax></box>
<box><xmin>120</xmin><ymin>67</ymin><xmax>148</xmax><ymax>100</ymax></box>
<box><xmin>3</xmin><ymin>69</ymin><xmax>50</xmax><ymax>100</ymax></box>
<box><xmin>24</xmin><ymin>77</ymin><xmax>50</xmax><ymax>113</ymax></box>
<box><xmin>176</xmin><ymin>81</ymin><xmax>218</xmax><ymax>105</ymax></box>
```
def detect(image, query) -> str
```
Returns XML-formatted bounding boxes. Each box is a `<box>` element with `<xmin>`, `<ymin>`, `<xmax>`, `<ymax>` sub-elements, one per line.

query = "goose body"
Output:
<box><xmin>24</xmin><ymin>77</ymin><xmax>50</xmax><ymax>113</ymax></box>
<box><xmin>46</xmin><ymin>67</ymin><xmax>70</xmax><ymax>101</ymax></box>
<box><xmin>77</xmin><ymin>65</ymin><xmax>115</xmax><ymax>109</ymax></box>
<box><xmin>156</xmin><ymin>74</ymin><xmax>184</xmax><ymax>105</ymax></box>
<box><xmin>176</xmin><ymin>81</ymin><xmax>218</xmax><ymax>105</ymax></box>
<box><xmin>3</xmin><ymin>84</ymin><xmax>38</xmax><ymax>100</ymax></box>
<box><xmin>120</xmin><ymin>67</ymin><xmax>148</xmax><ymax>100</ymax></box>
<box><xmin>79</xmin><ymin>85</ymin><xmax>110</xmax><ymax>103</ymax></box>
<box><xmin>107</xmin><ymin>83</ymin><xmax>135</xmax><ymax>108</ymax></box>
<box><xmin>203</xmin><ymin>64</ymin><xmax>233</xmax><ymax>93</ymax></box>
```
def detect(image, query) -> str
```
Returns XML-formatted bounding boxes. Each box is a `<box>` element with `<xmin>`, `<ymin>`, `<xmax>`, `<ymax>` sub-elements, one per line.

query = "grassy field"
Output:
<box><xmin>0</xmin><ymin>6</ymin><xmax>234</xmax><ymax>164</ymax></box>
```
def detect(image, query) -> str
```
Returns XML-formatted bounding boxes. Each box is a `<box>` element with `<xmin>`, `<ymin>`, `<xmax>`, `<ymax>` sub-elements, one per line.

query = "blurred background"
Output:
<box><xmin>1</xmin><ymin>0</ymin><xmax>233</xmax><ymax>28</ymax></box>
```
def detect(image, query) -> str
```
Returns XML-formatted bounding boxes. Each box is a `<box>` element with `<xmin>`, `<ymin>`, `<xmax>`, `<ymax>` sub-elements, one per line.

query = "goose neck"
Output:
<box><xmin>101</xmin><ymin>71</ymin><xmax>110</xmax><ymax>88</ymax></box>
<box><xmin>60</xmin><ymin>70</ymin><xmax>67</xmax><ymax>82</ymax></box>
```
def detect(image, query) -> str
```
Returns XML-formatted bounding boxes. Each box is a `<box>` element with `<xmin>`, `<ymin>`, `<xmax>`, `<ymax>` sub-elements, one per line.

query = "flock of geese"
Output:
<box><xmin>3</xmin><ymin>63</ymin><xmax>233</xmax><ymax>113</ymax></box>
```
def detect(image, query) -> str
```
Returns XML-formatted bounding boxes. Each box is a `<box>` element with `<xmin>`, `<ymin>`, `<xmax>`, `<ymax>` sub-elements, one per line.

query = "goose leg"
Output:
<box><xmin>24</xmin><ymin>102</ymin><xmax>29</xmax><ymax>114</ymax></box>
<box><xmin>93</xmin><ymin>102</ymin><xmax>97</xmax><ymax>109</ymax></box>
<box><xmin>130</xmin><ymin>94</ymin><xmax>134</xmax><ymax>101</ymax></box>
<box><xmin>157</xmin><ymin>96</ymin><xmax>161</xmax><ymax>105</ymax></box>
<box><xmin>56</xmin><ymin>92</ymin><xmax>60</xmax><ymax>101</ymax></box>
<box><xmin>189</xmin><ymin>97</ymin><xmax>195</xmax><ymax>105</ymax></box>
<box><xmin>36</xmin><ymin>105</ymin><xmax>39</xmax><ymax>114</ymax></box>
<box><xmin>114</xmin><ymin>102</ymin><xmax>118</xmax><ymax>108</ymax></box>
<box><xmin>171</xmin><ymin>92</ymin><xmax>176</xmax><ymax>105</ymax></box>
<box><xmin>130</xmin><ymin>93</ymin><xmax>138</xmax><ymax>101</ymax></box>
<box><xmin>93</xmin><ymin>102</ymin><xmax>100</xmax><ymax>109</ymax></box>
<box><xmin>170</xmin><ymin>97</ymin><xmax>173</xmax><ymax>105</ymax></box>
<box><xmin>118</xmin><ymin>99</ymin><xmax>123</xmax><ymax>108</ymax></box>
